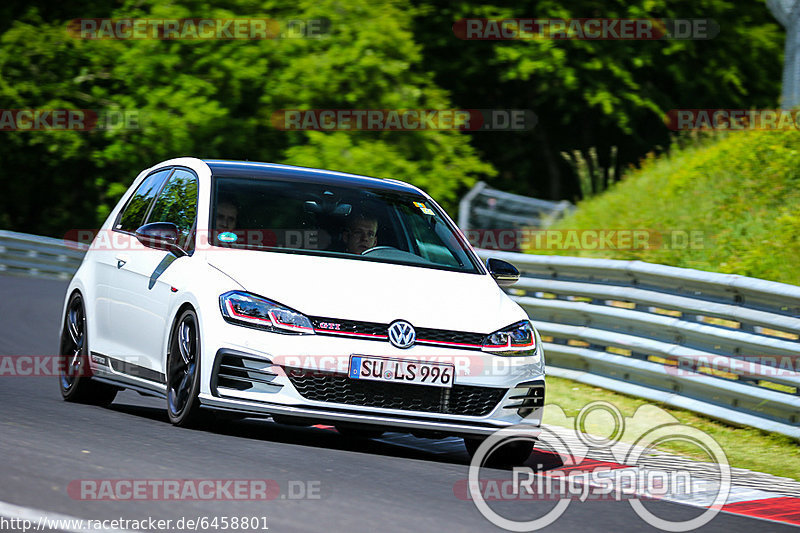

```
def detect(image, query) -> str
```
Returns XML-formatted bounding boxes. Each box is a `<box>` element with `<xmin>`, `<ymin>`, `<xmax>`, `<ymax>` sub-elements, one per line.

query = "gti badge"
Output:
<box><xmin>388</xmin><ymin>320</ymin><xmax>416</xmax><ymax>349</ymax></box>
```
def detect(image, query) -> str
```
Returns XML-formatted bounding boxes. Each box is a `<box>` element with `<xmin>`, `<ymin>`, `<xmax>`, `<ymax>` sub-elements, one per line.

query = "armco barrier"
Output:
<box><xmin>477</xmin><ymin>250</ymin><xmax>800</xmax><ymax>439</ymax></box>
<box><xmin>0</xmin><ymin>230</ymin><xmax>85</xmax><ymax>280</ymax></box>
<box><xmin>1</xmin><ymin>230</ymin><xmax>797</xmax><ymax>438</ymax></box>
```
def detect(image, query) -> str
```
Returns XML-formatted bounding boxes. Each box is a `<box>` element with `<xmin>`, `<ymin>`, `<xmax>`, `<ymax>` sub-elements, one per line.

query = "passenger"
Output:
<box><xmin>215</xmin><ymin>200</ymin><xmax>238</xmax><ymax>231</ymax></box>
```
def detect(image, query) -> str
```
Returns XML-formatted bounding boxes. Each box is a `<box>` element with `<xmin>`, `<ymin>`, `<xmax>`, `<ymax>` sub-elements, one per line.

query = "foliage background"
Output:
<box><xmin>532</xmin><ymin>130</ymin><xmax>800</xmax><ymax>285</ymax></box>
<box><xmin>0</xmin><ymin>0</ymin><xmax>786</xmax><ymax>242</ymax></box>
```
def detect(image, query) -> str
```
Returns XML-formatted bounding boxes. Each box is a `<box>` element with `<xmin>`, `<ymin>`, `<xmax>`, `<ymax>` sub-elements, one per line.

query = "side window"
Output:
<box><xmin>116</xmin><ymin>169</ymin><xmax>172</xmax><ymax>232</ymax></box>
<box><xmin>405</xmin><ymin>211</ymin><xmax>460</xmax><ymax>267</ymax></box>
<box><xmin>147</xmin><ymin>169</ymin><xmax>199</xmax><ymax>246</ymax></box>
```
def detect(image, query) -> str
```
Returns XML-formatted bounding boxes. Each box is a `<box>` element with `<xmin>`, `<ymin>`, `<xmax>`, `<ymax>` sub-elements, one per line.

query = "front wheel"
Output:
<box><xmin>166</xmin><ymin>309</ymin><xmax>205</xmax><ymax>427</ymax></box>
<box><xmin>59</xmin><ymin>293</ymin><xmax>118</xmax><ymax>406</ymax></box>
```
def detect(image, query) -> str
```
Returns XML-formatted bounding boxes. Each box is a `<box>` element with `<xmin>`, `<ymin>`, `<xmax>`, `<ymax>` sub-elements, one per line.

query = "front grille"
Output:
<box><xmin>286</xmin><ymin>369</ymin><xmax>506</xmax><ymax>416</ymax></box>
<box><xmin>309</xmin><ymin>316</ymin><xmax>486</xmax><ymax>349</ymax></box>
<box><xmin>415</xmin><ymin>327</ymin><xmax>485</xmax><ymax>347</ymax></box>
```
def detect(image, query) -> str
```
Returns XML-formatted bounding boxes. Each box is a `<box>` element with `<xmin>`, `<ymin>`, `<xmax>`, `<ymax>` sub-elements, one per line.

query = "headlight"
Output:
<box><xmin>220</xmin><ymin>291</ymin><xmax>315</xmax><ymax>334</ymax></box>
<box><xmin>482</xmin><ymin>320</ymin><xmax>537</xmax><ymax>355</ymax></box>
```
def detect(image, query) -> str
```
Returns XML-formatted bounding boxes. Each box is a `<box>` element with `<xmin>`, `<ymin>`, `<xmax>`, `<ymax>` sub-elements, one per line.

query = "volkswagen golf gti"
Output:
<box><xmin>59</xmin><ymin>157</ymin><xmax>545</xmax><ymax>463</ymax></box>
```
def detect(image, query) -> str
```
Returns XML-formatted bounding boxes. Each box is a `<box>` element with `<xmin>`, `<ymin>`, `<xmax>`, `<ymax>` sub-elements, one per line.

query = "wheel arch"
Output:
<box><xmin>59</xmin><ymin>288</ymin><xmax>85</xmax><ymax>348</ymax></box>
<box><xmin>167</xmin><ymin>302</ymin><xmax>198</xmax><ymax>352</ymax></box>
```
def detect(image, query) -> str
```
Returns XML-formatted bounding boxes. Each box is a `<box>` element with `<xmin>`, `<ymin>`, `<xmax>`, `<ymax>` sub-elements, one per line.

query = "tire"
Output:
<box><xmin>335</xmin><ymin>423</ymin><xmax>384</xmax><ymax>440</ymax></box>
<box><xmin>166</xmin><ymin>308</ymin><xmax>205</xmax><ymax>427</ymax></box>
<box><xmin>59</xmin><ymin>293</ymin><xmax>118</xmax><ymax>406</ymax></box>
<box><xmin>464</xmin><ymin>437</ymin><xmax>534</xmax><ymax>468</ymax></box>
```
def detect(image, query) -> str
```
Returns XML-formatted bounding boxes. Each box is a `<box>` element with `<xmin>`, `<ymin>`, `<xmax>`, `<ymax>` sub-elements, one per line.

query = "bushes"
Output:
<box><xmin>529</xmin><ymin>130</ymin><xmax>800</xmax><ymax>285</ymax></box>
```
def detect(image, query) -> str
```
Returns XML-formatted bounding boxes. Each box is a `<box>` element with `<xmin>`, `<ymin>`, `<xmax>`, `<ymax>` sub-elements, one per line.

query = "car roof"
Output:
<box><xmin>203</xmin><ymin>159</ymin><xmax>423</xmax><ymax>195</ymax></box>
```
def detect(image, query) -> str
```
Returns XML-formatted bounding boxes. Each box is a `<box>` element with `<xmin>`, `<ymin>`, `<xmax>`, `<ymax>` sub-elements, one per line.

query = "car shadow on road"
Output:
<box><xmin>107</xmin><ymin>399</ymin><xmax>563</xmax><ymax>472</ymax></box>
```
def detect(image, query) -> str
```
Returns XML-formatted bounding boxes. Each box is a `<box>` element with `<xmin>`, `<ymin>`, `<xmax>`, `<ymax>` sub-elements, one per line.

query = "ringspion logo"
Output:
<box><xmin>466</xmin><ymin>401</ymin><xmax>730</xmax><ymax>531</ymax></box>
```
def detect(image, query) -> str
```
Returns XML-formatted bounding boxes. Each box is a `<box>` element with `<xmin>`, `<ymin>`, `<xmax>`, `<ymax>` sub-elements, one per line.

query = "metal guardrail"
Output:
<box><xmin>458</xmin><ymin>181</ymin><xmax>574</xmax><ymax>232</ymax></box>
<box><xmin>0</xmin><ymin>230</ymin><xmax>85</xmax><ymax>280</ymax></box>
<box><xmin>478</xmin><ymin>250</ymin><xmax>800</xmax><ymax>439</ymax></box>
<box><xmin>1</xmin><ymin>230</ymin><xmax>798</xmax><ymax>438</ymax></box>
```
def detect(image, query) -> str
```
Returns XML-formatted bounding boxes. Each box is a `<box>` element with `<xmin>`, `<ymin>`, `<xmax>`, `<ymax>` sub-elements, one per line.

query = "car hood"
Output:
<box><xmin>205</xmin><ymin>250</ymin><xmax>526</xmax><ymax>334</ymax></box>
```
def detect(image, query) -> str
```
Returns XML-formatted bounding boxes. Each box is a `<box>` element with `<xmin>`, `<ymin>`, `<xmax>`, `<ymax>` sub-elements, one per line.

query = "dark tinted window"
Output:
<box><xmin>211</xmin><ymin>176</ymin><xmax>479</xmax><ymax>273</ymax></box>
<box><xmin>147</xmin><ymin>169</ymin><xmax>199</xmax><ymax>245</ymax></box>
<box><xmin>116</xmin><ymin>169</ymin><xmax>172</xmax><ymax>232</ymax></box>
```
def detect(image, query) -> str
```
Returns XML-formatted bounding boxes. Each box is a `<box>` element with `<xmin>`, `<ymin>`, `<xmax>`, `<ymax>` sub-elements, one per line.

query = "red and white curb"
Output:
<box><xmin>539</xmin><ymin>424</ymin><xmax>800</xmax><ymax>527</ymax></box>
<box><xmin>310</xmin><ymin>421</ymin><xmax>800</xmax><ymax>527</ymax></box>
<box><xmin>521</xmin><ymin>451</ymin><xmax>800</xmax><ymax>527</ymax></box>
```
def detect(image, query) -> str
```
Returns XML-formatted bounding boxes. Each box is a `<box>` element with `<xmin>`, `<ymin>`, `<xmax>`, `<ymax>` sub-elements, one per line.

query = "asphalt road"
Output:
<box><xmin>0</xmin><ymin>274</ymin><xmax>793</xmax><ymax>532</ymax></box>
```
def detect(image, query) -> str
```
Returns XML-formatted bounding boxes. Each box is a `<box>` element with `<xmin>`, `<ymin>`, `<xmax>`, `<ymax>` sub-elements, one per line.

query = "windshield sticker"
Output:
<box><xmin>218</xmin><ymin>232</ymin><xmax>238</xmax><ymax>243</ymax></box>
<box><xmin>413</xmin><ymin>201</ymin><xmax>435</xmax><ymax>216</ymax></box>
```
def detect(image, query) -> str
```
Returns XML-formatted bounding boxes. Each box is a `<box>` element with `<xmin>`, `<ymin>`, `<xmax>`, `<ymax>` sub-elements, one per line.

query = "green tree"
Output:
<box><xmin>412</xmin><ymin>0</ymin><xmax>784</xmax><ymax>200</ymax></box>
<box><xmin>0</xmin><ymin>0</ymin><xmax>493</xmax><ymax>236</ymax></box>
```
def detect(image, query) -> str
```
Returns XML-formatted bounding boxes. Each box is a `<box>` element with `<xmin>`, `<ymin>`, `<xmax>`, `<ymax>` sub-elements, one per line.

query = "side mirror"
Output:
<box><xmin>135</xmin><ymin>222</ymin><xmax>186</xmax><ymax>257</ymax></box>
<box><xmin>487</xmin><ymin>257</ymin><xmax>519</xmax><ymax>287</ymax></box>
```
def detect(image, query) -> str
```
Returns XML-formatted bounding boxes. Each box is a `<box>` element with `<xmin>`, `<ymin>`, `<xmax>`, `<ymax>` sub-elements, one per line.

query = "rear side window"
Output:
<box><xmin>116</xmin><ymin>169</ymin><xmax>172</xmax><ymax>232</ymax></box>
<box><xmin>147</xmin><ymin>168</ymin><xmax>199</xmax><ymax>246</ymax></box>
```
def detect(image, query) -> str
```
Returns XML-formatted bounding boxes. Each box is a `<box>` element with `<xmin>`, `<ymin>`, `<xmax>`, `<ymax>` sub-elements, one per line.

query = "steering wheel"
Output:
<box><xmin>361</xmin><ymin>246</ymin><xmax>398</xmax><ymax>256</ymax></box>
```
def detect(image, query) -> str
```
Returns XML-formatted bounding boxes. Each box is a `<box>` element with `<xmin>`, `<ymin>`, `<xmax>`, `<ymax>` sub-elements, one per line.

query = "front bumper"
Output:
<box><xmin>198</xmin><ymin>326</ymin><xmax>546</xmax><ymax>437</ymax></box>
<box><xmin>200</xmin><ymin>395</ymin><xmax>528</xmax><ymax>437</ymax></box>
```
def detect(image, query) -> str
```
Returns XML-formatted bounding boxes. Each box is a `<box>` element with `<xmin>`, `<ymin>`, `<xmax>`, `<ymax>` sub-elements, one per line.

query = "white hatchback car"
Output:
<box><xmin>59</xmin><ymin>158</ymin><xmax>545</xmax><ymax>463</ymax></box>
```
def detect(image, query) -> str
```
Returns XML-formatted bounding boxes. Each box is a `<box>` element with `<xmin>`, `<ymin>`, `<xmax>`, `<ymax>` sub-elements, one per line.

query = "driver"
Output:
<box><xmin>342</xmin><ymin>214</ymin><xmax>378</xmax><ymax>254</ymax></box>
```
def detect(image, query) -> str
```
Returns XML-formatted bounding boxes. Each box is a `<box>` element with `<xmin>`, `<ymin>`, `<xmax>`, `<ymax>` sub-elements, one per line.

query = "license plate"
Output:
<box><xmin>349</xmin><ymin>356</ymin><xmax>454</xmax><ymax>388</ymax></box>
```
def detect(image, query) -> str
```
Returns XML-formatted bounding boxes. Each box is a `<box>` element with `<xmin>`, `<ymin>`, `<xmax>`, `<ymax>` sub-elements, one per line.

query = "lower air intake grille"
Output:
<box><xmin>212</xmin><ymin>351</ymin><xmax>281</xmax><ymax>395</ymax></box>
<box><xmin>286</xmin><ymin>369</ymin><xmax>506</xmax><ymax>416</ymax></box>
<box><xmin>504</xmin><ymin>380</ymin><xmax>545</xmax><ymax>418</ymax></box>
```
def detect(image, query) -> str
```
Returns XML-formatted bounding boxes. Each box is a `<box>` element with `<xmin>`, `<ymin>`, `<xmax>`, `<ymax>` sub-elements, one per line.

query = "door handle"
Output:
<box><xmin>115</xmin><ymin>254</ymin><xmax>129</xmax><ymax>269</ymax></box>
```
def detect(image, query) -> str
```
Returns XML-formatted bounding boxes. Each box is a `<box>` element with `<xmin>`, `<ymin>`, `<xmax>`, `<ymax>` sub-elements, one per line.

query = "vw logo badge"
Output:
<box><xmin>388</xmin><ymin>320</ymin><xmax>416</xmax><ymax>349</ymax></box>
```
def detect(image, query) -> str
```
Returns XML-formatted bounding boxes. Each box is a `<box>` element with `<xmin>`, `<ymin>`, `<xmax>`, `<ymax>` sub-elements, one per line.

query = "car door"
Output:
<box><xmin>107</xmin><ymin>168</ymin><xmax>199</xmax><ymax>379</ymax></box>
<box><xmin>93</xmin><ymin>168</ymin><xmax>172</xmax><ymax>362</ymax></box>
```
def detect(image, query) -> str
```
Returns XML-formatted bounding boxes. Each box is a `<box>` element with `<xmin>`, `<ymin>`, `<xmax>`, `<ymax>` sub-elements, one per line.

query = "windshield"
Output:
<box><xmin>209</xmin><ymin>175</ymin><xmax>481</xmax><ymax>274</ymax></box>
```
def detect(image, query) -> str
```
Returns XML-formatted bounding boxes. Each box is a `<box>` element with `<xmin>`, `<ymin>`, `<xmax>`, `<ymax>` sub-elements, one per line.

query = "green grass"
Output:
<box><xmin>544</xmin><ymin>376</ymin><xmax>800</xmax><ymax>481</ymax></box>
<box><xmin>522</xmin><ymin>132</ymin><xmax>800</xmax><ymax>478</ymax></box>
<box><xmin>530</xmin><ymin>130</ymin><xmax>800</xmax><ymax>285</ymax></box>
